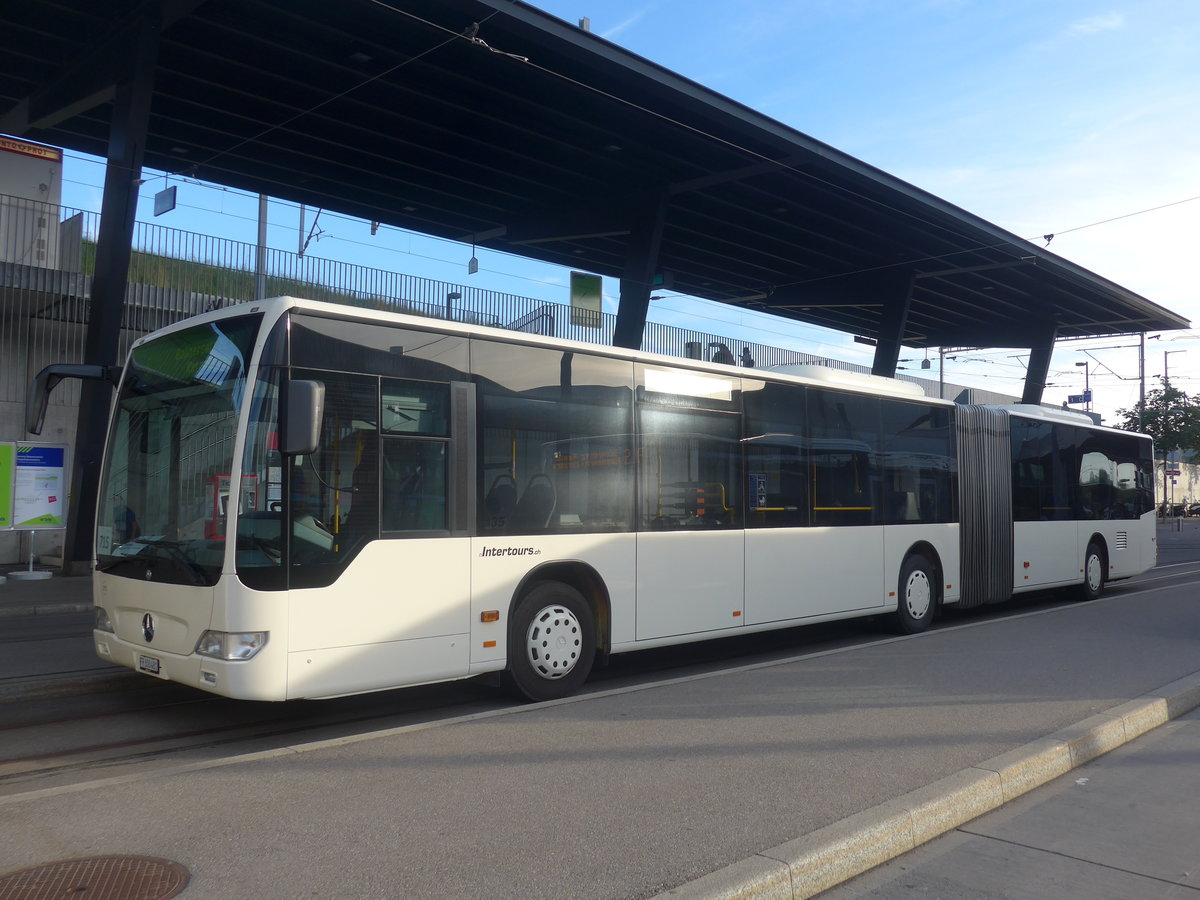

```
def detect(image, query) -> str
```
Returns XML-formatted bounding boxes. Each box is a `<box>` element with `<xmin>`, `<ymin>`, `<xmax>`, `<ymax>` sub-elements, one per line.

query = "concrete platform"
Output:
<box><xmin>2</xmin><ymin>522</ymin><xmax>1198</xmax><ymax>898</ymax></box>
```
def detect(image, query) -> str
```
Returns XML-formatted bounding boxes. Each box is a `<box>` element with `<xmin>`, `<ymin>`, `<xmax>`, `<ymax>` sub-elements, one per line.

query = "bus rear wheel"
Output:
<box><xmin>1077</xmin><ymin>541</ymin><xmax>1105</xmax><ymax>601</ymax></box>
<box><xmin>892</xmin><ymin>554</ymin><xmax>937</xmax><ymax>634</ymax></box>
<box><xmin>503</xmin><ymin>581</ymin><xmax>596</xmax><ymax>702</ymax></box>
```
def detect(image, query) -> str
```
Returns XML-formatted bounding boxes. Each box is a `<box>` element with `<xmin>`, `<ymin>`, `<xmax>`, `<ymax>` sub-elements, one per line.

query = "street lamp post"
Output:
<box><xmin>1164</xmin><ymin>349</ymin><xmax>1186</xmax><ymax>387</ymax></box>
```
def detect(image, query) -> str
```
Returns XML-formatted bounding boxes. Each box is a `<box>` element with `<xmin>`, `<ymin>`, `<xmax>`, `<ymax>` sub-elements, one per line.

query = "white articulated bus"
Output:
<box><xmin>29</xmin><ymin>297</ymin><xmax>1157</xmax><ymax>701</ymax></box>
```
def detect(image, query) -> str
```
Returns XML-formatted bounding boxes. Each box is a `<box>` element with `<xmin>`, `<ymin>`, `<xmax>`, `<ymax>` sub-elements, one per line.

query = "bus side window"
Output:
<box><xmin>289</xmin><ymin>370</ymin><xmax>379</xmax><ymax>586</ymax></box>
<box><xmin>638</xmin><ymin>406</ymin><xmax>740</xmax><ymax>530</ymax></box>
<box><xmin>745</xmin><ymin>444</ymin><xmax>807</xmax><ymax>527</ymax></box>
<box><xmin>879</xmin><ymin>401</ymin><xmax>955</xmax><ymax>525</ymax></box>
<box><xmin>382</xmin><ymin>439</ymin><xmax>447</xmax><ymax>532</ymax></box>
<box><xmin>380</xmin><ymin>379</ymin><xmax>451</xmax><ymax>534</ymax></box>
<box><xmin>474</xmin><ymin>342</ymin><xmax>634</xmax><ymax>536</ymax></box>
<box><xmin>808</xmin><ymin>389</ymin><xmax>880</xmax><ymax>527</ymax></box>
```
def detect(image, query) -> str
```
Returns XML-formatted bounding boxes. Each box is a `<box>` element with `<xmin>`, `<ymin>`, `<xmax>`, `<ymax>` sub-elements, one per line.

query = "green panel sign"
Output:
<box><xmin>570</xmin><ymin>271</ymin><xmax>603</xmax><ymax>329</ymax></box>
<box><xmin>0</xmin><ymin>443</ymin><xmax>13</xmax><ymax>529</ymax></box>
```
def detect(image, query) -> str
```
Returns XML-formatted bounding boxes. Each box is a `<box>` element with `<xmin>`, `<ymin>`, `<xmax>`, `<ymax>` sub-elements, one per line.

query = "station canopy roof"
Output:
<box><xmin>1</xmin><ymin>0</ymin><xmax>1189</xmax><ymax>348</ymax></box>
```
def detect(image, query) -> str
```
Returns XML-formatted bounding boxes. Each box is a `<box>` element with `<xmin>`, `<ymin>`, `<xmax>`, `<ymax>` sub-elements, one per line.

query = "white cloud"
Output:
<box><xmin>1067</xmin><ymin>12</ymin><xmax>1125</xmax><ymax>36</ymax></box>
<box><xmin>601</xmin><ymin>11</ymin><xmax>648</xmax><ymax>40</ymax></box>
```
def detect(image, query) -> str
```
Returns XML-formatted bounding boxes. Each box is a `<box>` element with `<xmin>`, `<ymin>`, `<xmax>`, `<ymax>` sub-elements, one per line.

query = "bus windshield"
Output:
<box><xmin>95</xmin><ymin>314</ymin><xmax>262</xmax><ymax>586</ymax></box>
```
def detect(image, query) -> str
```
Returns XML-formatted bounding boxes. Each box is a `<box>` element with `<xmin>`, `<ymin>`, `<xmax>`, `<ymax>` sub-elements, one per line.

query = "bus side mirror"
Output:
<box><xmin>27</xmin><ymin>364</ymin><xmax>119</xmax><ymax>434</ymax></box>
<box><xmin>283</xmin><ymin>379</ymin><xmax>325</xmax><ymax>455</ymax></box>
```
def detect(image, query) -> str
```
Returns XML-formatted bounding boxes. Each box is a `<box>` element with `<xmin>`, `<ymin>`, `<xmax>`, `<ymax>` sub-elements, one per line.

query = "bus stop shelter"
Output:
<box><xmin>0</xmin><ymin>0</ymin><xmax>1190</xmax><ymax>567</ymax></box>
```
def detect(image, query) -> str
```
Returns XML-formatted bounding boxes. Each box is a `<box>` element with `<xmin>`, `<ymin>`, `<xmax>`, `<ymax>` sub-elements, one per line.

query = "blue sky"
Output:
<box><xmin>56</xmin><ymin>0</ymin><xmax>1200</xmax><ymax>424</ymax></box>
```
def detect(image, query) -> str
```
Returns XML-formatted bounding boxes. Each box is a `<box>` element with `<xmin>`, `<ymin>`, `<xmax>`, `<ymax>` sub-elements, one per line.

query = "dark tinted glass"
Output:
<box><xmin>1011</xmin><ymin>419</ymin><xmax>1076</xmax><ymax>521</ymax></box>
<box><xmin>382</xmin><ymin>439</ymin><xmax>447</xmax><ymax>532</ymax></box>
<box><xmin>290</xmin><ymin>312</ymin><xmax>468</xmax><ymax>380</ymax></box>
<box><xmin>879</xmin><ymin>401</ymin><xmax>956</xmax><ymax>524</ymax></box>
<box><xmin>381</xmin><ymin>379</ymin><xmax>450</xmax><ymax>436</ymax></box>
<box><xmin>474</xmin><ymin>342</ymin><xmax>634</xmax><ymax>534</ymax></box>
<box><xmin>289</xmin><ymin>369</ymin><xmax>379</xmax><ymax>587</ymax></box>
<box><xmin>1078</xmin><ymin>430</ymin><xmax>1154</xmax><ymax>519</ymax></box>
<box><xmin>808</xmin><ymin>389</ymin><xmax>881</xmax><ymax>526</ymax></box>
<box><xmin>638</xmin><ymin>406</ymin><xmax>742</xmax><ymax>529</ymax></box>
<box><xmin>742</xmin><ymin>381</ymin><xmax>808</xmax><ymax>527</ymax></box>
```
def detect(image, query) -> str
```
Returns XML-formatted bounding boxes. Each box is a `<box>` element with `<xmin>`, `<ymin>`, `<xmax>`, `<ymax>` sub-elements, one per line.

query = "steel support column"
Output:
<box><xmin>1020</xmin><ymin>325</ymin><xmax>1058</xmax><ymax>405</ymax></box>
<box><xmin>62</xmin><ymin>15</ymin><xmax>159</xmax><ymax>573</ymax></box>
<box><xmin>612</xmin><ymin>192</ymin><xmax>668</xmax><ymax>350</ymax></box>
<box><xmin>870</xmin><ymin>272</ymin><xmax>915</xmax><ymax>377</ymax></box>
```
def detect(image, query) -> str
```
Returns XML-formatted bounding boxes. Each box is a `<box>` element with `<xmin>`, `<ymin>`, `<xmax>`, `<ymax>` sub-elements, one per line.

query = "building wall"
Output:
<box><xmin>0</xmin><ymin>137</ymin><xmax>64</xmax><ymax>270</ymax></box>
<box><xmin>1162</xmin><ymin>460</ymin><xmax>1200</xmax><ymax>509</ymax></box>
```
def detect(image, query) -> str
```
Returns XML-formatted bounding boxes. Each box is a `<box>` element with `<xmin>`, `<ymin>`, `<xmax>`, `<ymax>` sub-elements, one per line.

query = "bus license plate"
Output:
<box><xmin>138</xmin><ymin>655</ymin><xmax>161</xmax><ymax>675</ymax></box>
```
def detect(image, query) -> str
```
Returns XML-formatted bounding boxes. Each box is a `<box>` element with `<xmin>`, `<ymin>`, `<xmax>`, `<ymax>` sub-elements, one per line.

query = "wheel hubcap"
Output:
<box><xmin>525</xmin><ymin>605</ymin><xmax>582</xmax><ymax>680</ymax></box>
<box><xmin>905</xmin><ymin>571</ymin><xmax>931</xmax><ymax>620</ymax></box>
<box><xmin>1087</xmin><ymin>554</ymin><xmax>1102</xmax><ymax>591</ymax></box>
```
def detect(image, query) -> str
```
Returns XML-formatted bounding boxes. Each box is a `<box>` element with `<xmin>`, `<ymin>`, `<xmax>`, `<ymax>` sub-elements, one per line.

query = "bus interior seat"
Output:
<box><xmin>512</xmin><ymin>473</ymin><xmax>556</xmax><ymax>530</ymax></box>
<box><xmin>485</xmin><ymin>474</ymin><xmax>518</xmax><ymax>521</ymax></box>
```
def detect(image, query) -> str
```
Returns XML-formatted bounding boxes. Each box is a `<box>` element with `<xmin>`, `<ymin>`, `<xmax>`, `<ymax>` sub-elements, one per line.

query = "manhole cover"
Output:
<box><xmin>0</xmin><ymin>855</ymin><xmax>190</xmax><ymax>900</ymax></box>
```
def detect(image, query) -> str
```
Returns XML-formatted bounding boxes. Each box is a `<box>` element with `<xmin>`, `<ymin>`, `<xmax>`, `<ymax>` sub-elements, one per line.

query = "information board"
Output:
<box><xmin>13</xmin><ymin>443</ymin><xmax>68</xmax><ymax>529</ymax></box>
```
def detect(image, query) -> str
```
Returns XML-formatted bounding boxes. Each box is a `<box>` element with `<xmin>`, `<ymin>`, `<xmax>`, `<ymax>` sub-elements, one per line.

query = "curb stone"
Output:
<box><xmin>660</xmin><ymin>670</ymin><xmax>1200</xmax><ymax>899</ymax></box>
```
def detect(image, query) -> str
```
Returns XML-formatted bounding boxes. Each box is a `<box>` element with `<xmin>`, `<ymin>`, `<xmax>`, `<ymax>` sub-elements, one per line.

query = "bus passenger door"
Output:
<box><xmin>743</xmin><ymin>422</ymin><xmax>886</xmax><ymax>624</ymax></box>
<box><xmin>635</xmin><ymin>404</ymin><xmax>745</xmax><ymax>640</ymax></box>
<box><xmin>745</xmin><ymin>527</ymin><xmax>884</xmax><ymax>624</ymax></box>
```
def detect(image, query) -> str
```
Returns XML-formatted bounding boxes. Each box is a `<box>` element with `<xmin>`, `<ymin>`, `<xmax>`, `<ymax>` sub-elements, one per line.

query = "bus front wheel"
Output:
<box><xmin>892</xmin><ymin>554</ymin><xmax>937</xmax><ymax>634</ymax></box>
<box><xmin>1077</xmin><ymin>542</ymin><xmax>1106</xmax><ymax>601</ymax></box>
<box><xmin>503</xmin><ymin>581</ymin><xmax>596</xmax><ymax>702</ymax></box>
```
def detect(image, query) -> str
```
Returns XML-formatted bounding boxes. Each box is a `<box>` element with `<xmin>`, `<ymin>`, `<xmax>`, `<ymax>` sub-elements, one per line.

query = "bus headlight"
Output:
<box><xmin>94</xmin><ymin>607</ymin><xmax>115</xmax><ymax>633</ymax></box>
<box><xmin>195</xmin><ymin>630</ymin><xmax>268</xmax><ymax>661</ymax></box>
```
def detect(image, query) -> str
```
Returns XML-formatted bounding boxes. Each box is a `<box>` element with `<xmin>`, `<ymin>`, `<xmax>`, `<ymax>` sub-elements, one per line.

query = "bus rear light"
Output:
<box><xmin>195</xmin><ymin>630</ymin><xmax>269</xmax><ymax>661</ymax></box>
<box><xmin>94</xmin><ymin>607</ymin><xmax>115</xmax><ymax>633</ymax></box>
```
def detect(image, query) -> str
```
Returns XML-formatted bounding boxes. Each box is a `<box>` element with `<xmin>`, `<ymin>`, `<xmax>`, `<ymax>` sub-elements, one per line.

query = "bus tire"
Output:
<box><xmin>1077</xmin><ymin>541</ymin><xmax>1105</xmax><ymax>601</ymax></box>
<box><xmin>892</xmin><ymin>553</ymin><xmax>937</xmax><ymax>634</ymax></box>
<box><xmin>503</xmin><ymin>581</ymin><xmax>596</xmax><ymax>702</ymax></box>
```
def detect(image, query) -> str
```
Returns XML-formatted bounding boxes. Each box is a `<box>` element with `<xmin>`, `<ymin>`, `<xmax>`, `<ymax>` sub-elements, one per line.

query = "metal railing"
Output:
<box><xmin>1</xmin><ymin>192</ymin><xmax>934</xmax><ymax>412</ymax></box>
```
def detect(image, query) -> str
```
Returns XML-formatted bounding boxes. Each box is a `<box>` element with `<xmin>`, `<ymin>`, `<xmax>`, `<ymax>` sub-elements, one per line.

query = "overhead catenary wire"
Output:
<box><xmin>52</xmin><ymin>3</ymin><xmax>1200</xmax><ymax>303</ymax></box>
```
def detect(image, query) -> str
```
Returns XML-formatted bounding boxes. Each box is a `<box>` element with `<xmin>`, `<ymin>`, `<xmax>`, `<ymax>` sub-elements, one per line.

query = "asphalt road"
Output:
<box><xmin>2</xmin><ymin>547</ymin><xmax>1199</xmax><ymax>899</ymax></box>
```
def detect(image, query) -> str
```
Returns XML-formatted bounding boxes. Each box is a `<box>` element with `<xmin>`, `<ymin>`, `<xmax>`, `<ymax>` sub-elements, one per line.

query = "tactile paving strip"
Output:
<box><xmin>0</xmin><ymin>855</ymin><xmax>190</xmax><ymax>899</ymax></box>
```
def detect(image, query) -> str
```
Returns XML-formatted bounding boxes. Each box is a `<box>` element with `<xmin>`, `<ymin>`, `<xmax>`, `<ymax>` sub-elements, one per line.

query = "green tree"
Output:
<box><xmin>1115</xmin><ymin>380</ymin><xmax>1200</xmax><ymax>453</ymax></box>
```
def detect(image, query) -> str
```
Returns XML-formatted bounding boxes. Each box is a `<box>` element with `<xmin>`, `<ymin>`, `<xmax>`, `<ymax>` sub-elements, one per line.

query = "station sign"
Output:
<box><xmin>12</xmin><ymin>444</ymin><xmax>69</xmax><ymax>529</ymax></box>
<box><xmin>0</xmin><ymin>135</ymin><xmax>62</xmax><ymax>162</ymax></box>
<box><xmin>569</xmin><ymin>271</ymin><xmax>602</xmax><ymax>329</ymax></box>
